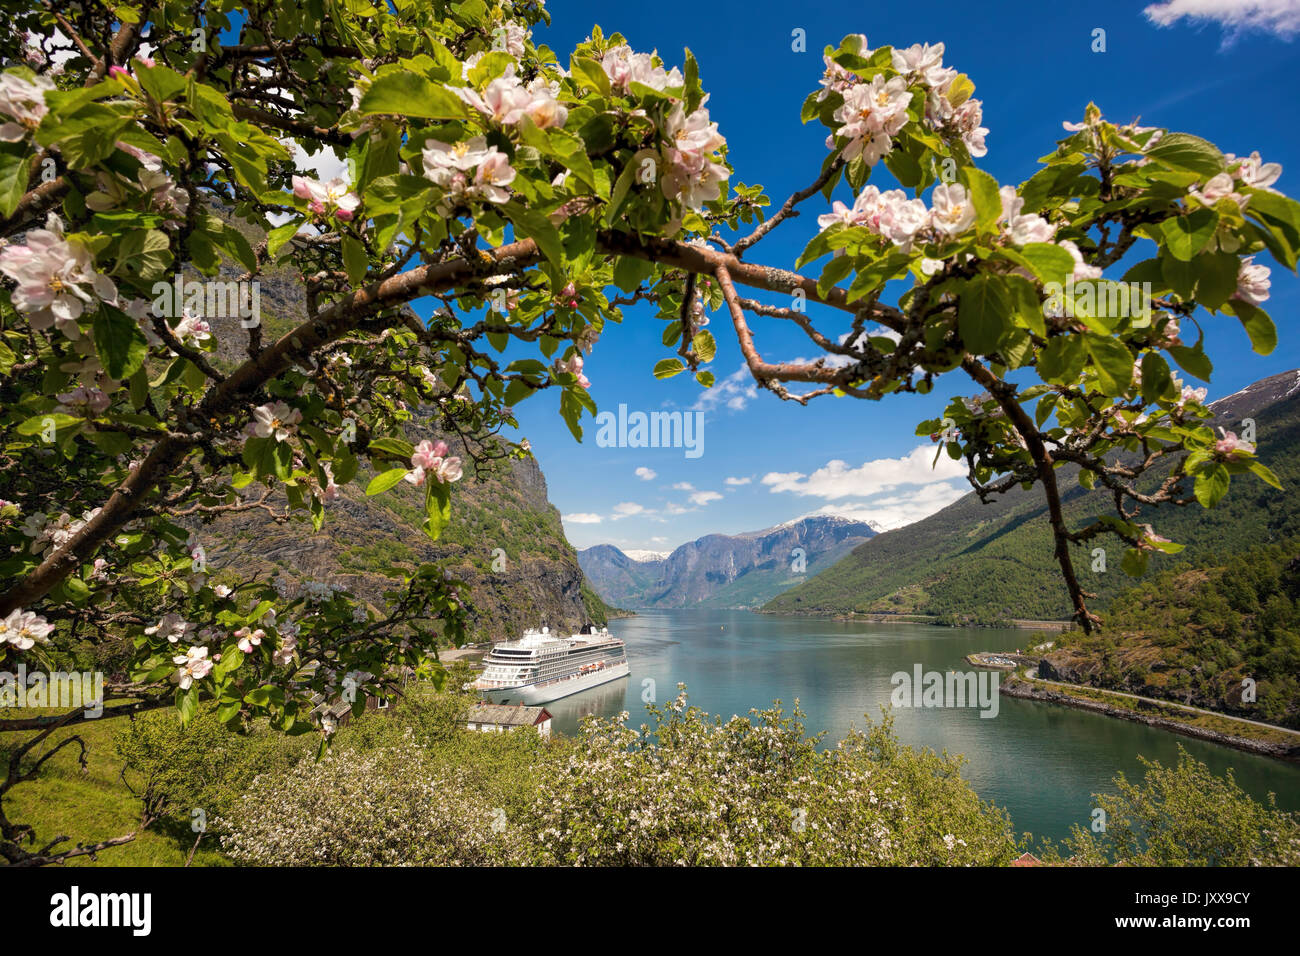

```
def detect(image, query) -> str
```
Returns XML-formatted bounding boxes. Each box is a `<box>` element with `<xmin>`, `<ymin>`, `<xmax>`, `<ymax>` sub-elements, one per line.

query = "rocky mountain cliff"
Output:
<box><xmin>579</xmin><ymin>515</ymin><xmax>879</xmax><ymax>609</ymax></box>
<box><xmin>190</xmin><ymin>222</ymin><xmax>610</xmax><ymax>642</ymax></box>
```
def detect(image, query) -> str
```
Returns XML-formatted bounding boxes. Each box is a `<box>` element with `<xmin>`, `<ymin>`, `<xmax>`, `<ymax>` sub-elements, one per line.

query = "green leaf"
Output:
<box><xmin>1083</xmin><ymin>333</ymin><xmax>1134</xmax><ymax>396</ymax></box>
<box><xmin>1192</xmin><ymin>251</ymin><xmax>1240</xmax><ymax>310</ymax></box>
<box><xmin>1037</xmin><ymin>336</ymin><xmax>1086</xmax><ymax>385</ymax></box>
<box><xmin>691</xmin><ymin>329</ymin><xmax>717</xmax><ymax>363</ymax></box>
<box><xmin>653</xmin><ymin>358</ymin><xmax>686</xmax><ymax>379</ymax></box>
<box><xmin>341</xmin><ymin>234</ymin><xmax>368</xmax><ymax>286</ymax></box>
<box><xmin>1139</xmin><ymin>352</ymin><xmax>1174</xmax><ymax>404</ymax></box>
<box><xmin>1167</xmin><ymin>344</ymin><xmax>1213</xmax><ymax>382</ymax></box>
<box><xmin>961</xmin><ymin>167</ymin><xmax>1002</xmax><ymax>233</ymax></box>
<box><xmin>1248</xmin><ymin>460</ymin><xmax>1283</xmax><ymax>490</ymax></box>
<box><xmin>613</xmin><ymin>255</ymin><xmax>654</xmax><ymax>293</ymax></box>
<box><xmin>569</xmin><ymin>56</ymin><xmax>611</xmax><ymax>97</ymax></box>
<box><xmin>1120</xmin><ymin>547</ymin><xmax>1149</xmax><ymax>578</ymax></box>
<box><xmin>957</xmin><ymin>276</ymin><xmax>1010</xmax><ymax>354</ymax></box>
<box><xmin>0</xmin><ymin>141</ymin><xmax>29</xmax><ymax>219</ymax></box>
<box><xmin>1160</xmin><ymin>208</ymin><xmax>1218</xmax><ymax>261</ymax></box>
<box><xmin>422</xmin><ymin>480</ymin><xmax>451</xmax><ymax>542</ymax></box>
<box><xmin>1145</xmin><ymin>132</ymin><xmax>1225</xmax><ymax>177</ymax></box>
<box><xmin>365</xmin><ymin>467</ymin><xmax>409</xmax><ymax>495</ymax></box>
<box><xmin>359</xmin><ymin>72</ymin><xmax>468</xmax><ymax>119</ymax></box>
<box><xmin>504</xmin><ymin>201</ymin><xmax>564</xmax><ymax>268</ymax></box>
<box><xmin>92</xmin><ymin>307</ymin><xmax>149</xmax><ymax>380</ymax></box>
<box><xmin>367</xmin><ymin>437</ymin><xmax>415</xmax><ymax>460</ymax></box>
<box><xmin>1231</xmin><ymin>300</ymin><xmax>1277</xmax><ymax>355</ymax></box>
<box><xmin>1017</xmin><ymin>242</ymin><xmax>1073</xmax><ymax>285</ymax></box>
<box><xmin>1194</xmin><ymin>462</ymin><xmax>1230</xmax><ymax>508</ymax></box>
<box><xmin>267</xmin><ymin>219</ymin><xmax>300</xmax><ymax>257</ymax></box>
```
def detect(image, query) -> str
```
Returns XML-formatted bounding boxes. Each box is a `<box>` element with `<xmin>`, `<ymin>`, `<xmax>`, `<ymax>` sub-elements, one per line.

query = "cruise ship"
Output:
<box><xmin>473</xmin><ymin>626</ymin><xmax>628</xmax><ymax>705</ymax></box>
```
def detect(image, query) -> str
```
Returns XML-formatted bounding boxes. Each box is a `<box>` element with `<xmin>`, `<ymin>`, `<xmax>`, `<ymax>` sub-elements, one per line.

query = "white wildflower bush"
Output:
<box><xmin>219</xmin><ymin>736</ymin><xmax>523</xmax><ymax>866</ymax></box>
<box><xmin>529</xmin><ymin>689</ymin><xmax>1019</xmax><ymax>866</ymax></box>
<box><xmin>1</xmin><ymin>0</ymin><xmax>1297</xmax><ymax>863</ymax></box>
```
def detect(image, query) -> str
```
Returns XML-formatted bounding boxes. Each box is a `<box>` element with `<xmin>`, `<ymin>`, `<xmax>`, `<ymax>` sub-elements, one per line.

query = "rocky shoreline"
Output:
<box><xmin>999</xmin><ymin>676</ymin><xmax>1300</xmax><ymax>764</ymax></box>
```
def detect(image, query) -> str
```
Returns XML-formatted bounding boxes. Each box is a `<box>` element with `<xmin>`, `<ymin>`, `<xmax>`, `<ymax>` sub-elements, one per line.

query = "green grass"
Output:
<box><xmin>1</xmin><ymin>710</ymin><xmax>232</xmax><ymax>866</ymax></box>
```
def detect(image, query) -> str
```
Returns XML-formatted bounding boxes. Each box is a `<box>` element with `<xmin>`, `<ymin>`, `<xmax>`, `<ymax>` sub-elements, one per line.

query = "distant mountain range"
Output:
<box><xmin>579</xmin><ymin>515</ymin><xmax>880</xmax><ymax>609</ymax></box>
<box><xmin>764</xmin><ymin>369</ymin><xmax>1300</xmax><ymax>623</ymax></box>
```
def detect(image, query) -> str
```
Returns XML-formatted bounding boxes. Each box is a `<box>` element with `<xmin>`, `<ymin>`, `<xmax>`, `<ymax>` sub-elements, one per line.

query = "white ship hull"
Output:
<box><xmin>482</xmin><ymin>660</ymin><xmax>629</xmax><ymax>705</ymax></box>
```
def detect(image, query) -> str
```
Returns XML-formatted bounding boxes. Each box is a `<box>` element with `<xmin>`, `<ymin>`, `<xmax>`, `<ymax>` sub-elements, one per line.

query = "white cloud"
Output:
<box><xmin>612</xmin><ymin>502</ymin><xmax>650</xmax><ymax>519</ymax></box>
<box><xmin>1145</xmin><ymin>0</ymin><xmax>1300</xmax><ymax>38</ymax></box>
<box><xmin>664</xmin><ymin>502</ymin><xmax>691</xmax><ymax>515</ymax></box>
<box><xmin>805</xmin><ymin>480</ymin><xmax>968</xmax><ymax>531</ymax></box>
<box><xmin>563</xmin><ymin>513</ymin><xmax>603</xmax><ymax>524</ymax></box>
<box><xmin>760</xmin><ymin>445</ymin><xmax>972</xmax><ymax>532</ymax></box>
<box><xmin>635</xmin><ymin>467</ymin><xmax>657</xmax><ymax>481</ymax></box>
<box><xmin>672</xmin><ymin>481</ymin><xmax>695</xmax><ymax>491</ymax></box>
<box><xmin>760</xmin><ymin>445</ymin><xmax>967</xmax><ymax>500</ymax></box>
<box><xmin>688</xmin><ymin>490</ymin><xmax>722</xmax><ymax>506</ymax></box>
<box><xmin>293</xmin><ymin>145</ymin><xmax>350</xmax><ymax>182</ymax></box>
<box><xmin>724</xmin><ymin>476</ymin><xmax>752</xmax><ymax>487</ymax></box>
<box><xmin>693</xmin><ymin>364</ymin><xmax>759</xmax><ymax>412</ymax></box>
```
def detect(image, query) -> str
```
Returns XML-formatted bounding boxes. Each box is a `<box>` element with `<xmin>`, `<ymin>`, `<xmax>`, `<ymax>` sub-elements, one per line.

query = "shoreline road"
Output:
<box><xmin>1019</xmin><ymin>667</ymin><xmax>1300</xmax><ymax>739</ymax></box>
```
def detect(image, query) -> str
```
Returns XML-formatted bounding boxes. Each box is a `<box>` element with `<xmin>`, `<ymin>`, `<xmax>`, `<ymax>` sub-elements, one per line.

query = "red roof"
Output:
<box><xmin>1010</xmin><ymin>852</ymin><xmax>1042</xmax><ymax>867</ymax></box>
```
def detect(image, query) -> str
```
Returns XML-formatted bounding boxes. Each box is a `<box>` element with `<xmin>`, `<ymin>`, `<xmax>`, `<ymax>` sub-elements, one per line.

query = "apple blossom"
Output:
<box><xmin>1057</xmin><ymin>239</ymin><xmax>1103</xmax><ymax>281</ymax></box>
<box><xmin>1227</xmin><ymin>151</ymin><xmax>1282</xmax><ymax>191</ymax></box>
<box><xmin>0</xmin><ymin>70</ymin><xmax>53</xmax><ymax>141</ymax></box>
<box><xmin>56</xmin><ymin>384</ymin><xmax>112</xmax><ymax>415</ymax></box>
<box><xmin>411</xmin><ymin>439</ymin><xmax>450</xmax><ymax>470</ymax></box>
<box><xmin>1235</xmin><ymin>257</ymin><xmax>1271</xmax><ymax>305</ymax></box>
<box><xmin>236</xmin><ymin>627</ymin><xmax>266</xmax><ymax>653</ymax></box>
<box><xmin>929</xmin><ymin>183</ymin><xmax>976</xmax><ymax>237</ymax></box>
<box><xmin>252</xmin><ymin>401</ymin><xmax>303</xmax><ymax>442</ymax></box>
<box><xmin>600</xmin><ymin>45</ymin><xmax>683</xmax><ymax>93</ymax></box>
<box><xmin>292</xmin><ymin>175</ymin><xmax>361</xmax><ymax>219</ymax></box>
<box><xmin>434</xmin><ymin>456</ymin><xmax>465</xmax><ymax>483</ymax></box>
<box><xmin>0</xmin><ymin>609</ymin><xmax>53</xmax><ymax>650</ymax></box>
<box><xmin>146</xmin><ymin>613</ymin><xmax>197</xmax><ymax>644</ymax></box>
<box><xmin>0</xmin><ymin>216</ymin><xmax>119</xmax><ymax>339</ymax></box>
<box><xmin>1137</xmin><ymin>525</ymin><xmax>1171</xmax><ymax>551</ymax></box>
<box><xmin>1214</xmin><ymin>428</ymin><xmax>1255</xmax><ymax>460</ymax></box>
<box><xmin>173</xmin><ymin>645</ymin><xmax>213</xmax><ymax>689</ymax></box>
<box><xmin>273</xmin><ymin>632</ymin><xmax>298</xmax><ymax>667</ymax></box>
<box><xmin>556</xmin><ymin>352</ymin><xmax>590</xmax><ymax>388</ymax></box>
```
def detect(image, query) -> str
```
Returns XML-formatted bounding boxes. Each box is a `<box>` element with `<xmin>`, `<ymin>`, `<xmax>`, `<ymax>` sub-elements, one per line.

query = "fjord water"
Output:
<box><xmin>544</xmin><ymin>609</ymin><xmax>1300</xmax><ymax>845</ymax></box>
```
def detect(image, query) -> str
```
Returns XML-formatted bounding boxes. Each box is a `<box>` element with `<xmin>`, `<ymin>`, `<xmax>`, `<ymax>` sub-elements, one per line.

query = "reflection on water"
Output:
<box><xmin>538</xmin><ymin>609</ymin><xmax>1300</xmax><ymax>845</ymax></box>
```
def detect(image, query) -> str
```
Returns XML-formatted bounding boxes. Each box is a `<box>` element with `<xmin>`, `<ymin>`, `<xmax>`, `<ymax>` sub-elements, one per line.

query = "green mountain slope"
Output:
<box><xmin>1041</xmin><ymin>539</ymin><xmax>1300</xmax><ymax>728</ymax></box>
<box><xmin>764</xmin><ymin>370</ymin><xmax>1300</xmax><ymax>623</ymax></box>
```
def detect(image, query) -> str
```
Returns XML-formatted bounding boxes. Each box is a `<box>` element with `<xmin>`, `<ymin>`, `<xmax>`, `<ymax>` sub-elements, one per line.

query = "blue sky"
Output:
<box><xmin>504</xmin><ymin>0</ymin><xmax>1300</xmax><ymax>553</ymax></box>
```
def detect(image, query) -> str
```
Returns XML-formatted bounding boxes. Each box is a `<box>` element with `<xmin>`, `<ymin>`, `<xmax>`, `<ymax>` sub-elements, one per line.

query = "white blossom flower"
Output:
<box><xmin>173</xmin><ymin>645</ymin><xmax>213</xmax><ymax>689</ymax></box>
<box><xmin>252</xmin><ymin>401</ymin><xmax>303</xmax><ymax>442</ymax></box>
<box><xmin>0</xmin><ymin>71</ymin><xmax>53</xmax><ymax>141</ymax></box>
<box><xmin>1234</xmin><ymin>256</ymin><xmax>1271</xmax><ymax>305</ymax></box>
<box><xmin>0</xmin><ymin>216</ymin><xmax>118</xmax><ymax>339</ymax></box>
<box><xmin>0</xmin><ymin>609</ymin><xmax>53</xmax><ymax>650</ymax></box>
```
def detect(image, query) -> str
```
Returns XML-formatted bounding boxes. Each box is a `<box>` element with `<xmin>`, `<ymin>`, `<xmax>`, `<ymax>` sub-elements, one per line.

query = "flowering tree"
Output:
<box><xmin>0</xmin><ymin>0</ymin><xmax>1296</xmax><ymax>864</ymax></box>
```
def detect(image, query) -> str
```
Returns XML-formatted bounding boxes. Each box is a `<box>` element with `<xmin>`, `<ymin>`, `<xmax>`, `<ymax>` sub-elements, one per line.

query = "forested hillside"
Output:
<box><xmin>764</xmin><ymin>370</ymin><xmax>1300</xmax><ymax>623</ymax></box>
<box><xmin>1041</xmin><ymin>540</ymin><xmax>1300</xmax><ymax>728</ymax></box>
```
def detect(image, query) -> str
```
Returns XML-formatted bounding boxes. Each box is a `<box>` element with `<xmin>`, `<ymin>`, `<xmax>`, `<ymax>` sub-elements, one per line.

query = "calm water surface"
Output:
<box><xmin>541</xmin><ymin>609</ymin><xmax>1300</xmax><ymax>845</ymax></box>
